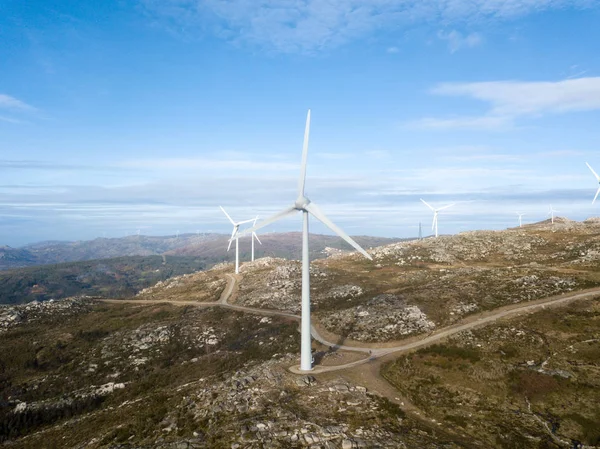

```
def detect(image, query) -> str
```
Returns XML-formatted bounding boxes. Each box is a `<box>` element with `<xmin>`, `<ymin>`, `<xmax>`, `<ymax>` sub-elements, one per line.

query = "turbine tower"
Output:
<box><xmin>220</xmin><ymin>206</ymin><xmax>254</xmax><ymax>274</ymax></box>
<box><xmin>585</xmin><ymin>162</ymin><xmax>600</xmax><ymax>204</ymax></box>
<box><xmin>548</xmin><ymin>205</ymin><xmax>558</xmax><ymax>224</ymax></box>
<box><xmin>250</xmin><ymin>217</ymin><xmax>262</xmax><ymax>262</ymax></box>
<box><xmin>236</xmin><ymin>110</ymin><xmax>372</xmax><ymax>371</ymax></box>
<box><xmin>420</xmin><ymin>199</ymin><xmax>454</xmax><ymax>238</ymax></box>
<box><xmin>516</xmin><ymin>212</ymin><xmax>525</xmax><ymax>228</ymax></box>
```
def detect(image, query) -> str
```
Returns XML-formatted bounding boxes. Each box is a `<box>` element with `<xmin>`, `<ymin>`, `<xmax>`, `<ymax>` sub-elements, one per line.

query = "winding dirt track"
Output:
<box><xmin>101</xmin><ymin>273</ymin><xmax>600</xmax><ymax>374</ymax></box>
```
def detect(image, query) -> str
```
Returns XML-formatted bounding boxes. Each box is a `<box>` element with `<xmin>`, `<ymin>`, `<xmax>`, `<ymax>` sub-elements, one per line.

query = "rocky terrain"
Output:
<box><xmin>0</xmin><ymin>296</ymin><xmax>93</xmax><ymax>334</ymax></box>
<box><xmin>1</xmin><ymin>219</ymin><xmax>600</xmax><ymax>448</ymax></box>
<box><xmin>382</xmin><ymin>295</ymin><xmax>600</xmax><ymax>447</ymax></box>
<box><xmin>135</xmin><ymin>267</ymin><xmax>229</xmax><ymax>302</ymax></box>
<box><xmin>0</xmin><ymin>297</ymin><xmax>464</xmax><ymax>449</ymax></box>
<box><xmin>227</xmin><ymin>219</ymin><xmax>600</xmax><ymax>343</ymax></box>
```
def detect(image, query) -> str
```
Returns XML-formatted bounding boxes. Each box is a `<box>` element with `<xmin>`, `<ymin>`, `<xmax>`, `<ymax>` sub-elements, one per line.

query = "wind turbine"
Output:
<box><xmin>220</xmin><ymin>206</ymin><xmax>255</xmax><ymax>274</ymax></box>
<box><xmin>250</xmin><ymin>217</ymin><xmax>262</xmax><ymax>262</ymax></box>
<box><xmin>420</xmin><ymin>199</ymin><xmax>454</xmax><ymax>238</ymax></box>
<box><xmin>585</xmin><ymin>162</ymin><xmax>600</xmax><ymax>204</ymax></box>
<box><xmin>516</xmin><ymin>212</ymin><xmax>525</xmax><ymax>228</ymax></box>
<box><xmin>235</xmin><ymin>110</ymin><xmax>372</xmax><ymax>372</ymax></box>
<box><xmin>547</xmin><ymin>205</ymin><xmax>558</xmax><ymax>224</ymax></box>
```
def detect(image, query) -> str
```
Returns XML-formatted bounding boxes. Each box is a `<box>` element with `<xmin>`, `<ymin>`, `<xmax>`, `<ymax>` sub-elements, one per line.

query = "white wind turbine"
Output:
<box><xmin>516</xmin><ymin>212</ymin><xmax>525</xmax><ymax>228</ymax></box>
<box><xmin>585</xmin><ymin>162</ymin><xmax>600</xmax><ymax>204</ymax></box>
<box><xmin>547</xmin><ymin>205</ymin><xmax>558</xmax><ymax>224</ymax></box>
<box><xmin>236</xmin><ymin>110</ymin><xmax>372</xmax><ymax>372</ymax></box>
<box><xmin>420</xmin><ymin>199</ymin><xmax>454</xmax><ymax>238</ymax></box>
<box><xmin>220</xmin><ymin>206</ymin><xmax>255</xmax><ymax>274</ymax></box>
<box><xmin>250</xmin><ymin>217</ymin><xmax>262</xmax><ymax>262</ymax></box>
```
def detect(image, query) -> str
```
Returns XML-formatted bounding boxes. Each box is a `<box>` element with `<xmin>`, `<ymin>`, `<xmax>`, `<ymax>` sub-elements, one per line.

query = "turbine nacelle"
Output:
<box><xmin>294</xmin><ymin>196</ymin><xmax>311</xmax><ymax>210</ymax></box>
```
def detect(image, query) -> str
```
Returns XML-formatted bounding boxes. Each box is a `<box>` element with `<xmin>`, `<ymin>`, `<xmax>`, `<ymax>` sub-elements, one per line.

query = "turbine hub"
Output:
<box><xmin>294</xmin><ymin>196</ymin><xmax>311</xmax><ymax>210</ymax></box>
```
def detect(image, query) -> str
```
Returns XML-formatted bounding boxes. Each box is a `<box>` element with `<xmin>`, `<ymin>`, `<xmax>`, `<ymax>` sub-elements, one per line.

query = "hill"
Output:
<box><xmin>1</xmin><ymin>219</ymin><xmax>599</xmax><ymax>447</ymax></box>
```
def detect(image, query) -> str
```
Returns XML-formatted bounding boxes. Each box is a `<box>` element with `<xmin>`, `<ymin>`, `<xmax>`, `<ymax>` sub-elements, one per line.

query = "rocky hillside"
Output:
<box><xmin>0</xmin><ymin>298</ymin><xmax>463</xmax><ymax>448</ymax></box>
<box><xmin>230</xmin><ymin>218</ymin><xmax>600</xmax><ymax>342</ymax></box>
<box><xmin>1</xmin><ymin>218</ymin><xmax>600</xmax><ymax>448</ymax></box>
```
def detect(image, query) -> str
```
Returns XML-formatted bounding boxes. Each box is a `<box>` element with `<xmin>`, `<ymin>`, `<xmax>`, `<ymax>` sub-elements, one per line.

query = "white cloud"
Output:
<box><xmin>407</xmin><ymin>115</ymin><xmax>511</xmax><ymax>130</ymax></box>
<box><xmin>386</xmin><ymin>46</ymin><xmax>399</xmax><ymax>53</ymax></box>
<box><xmin>432</xmin><ymin>77</ymin><xmax>600</xmax><ymax>116</ymax></box>
<box><xmin>0</xmin><ymin>116</ymin><xmax>24</xmax><ymax>124</ymax></box>
<box><xmin>437</xmin><ymin>30</ymin><xmax>483</xmax><ymax>53</ymax></box>
<box><xmin>412</xmin><ymin>77</ymin><xmax>600</xmax><ymax>130</ymax></box>
<box><xmin>118</xmin><ymin>157</ymin><xmax>298</xmax><ymax>171</ymax></box>
<box><xmin>0</xmin><ymin>94</ymin><xmax>35</xmax><ymax>111</ymax></box>
<box><xmin>140</xmin><ymin>0</ymin><xmax>594</xmax><ymax>53</ymax></box>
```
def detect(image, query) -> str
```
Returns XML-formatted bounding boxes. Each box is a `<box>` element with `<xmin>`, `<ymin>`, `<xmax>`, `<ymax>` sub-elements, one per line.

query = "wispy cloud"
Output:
<box><xmin>432</xmin><ymin>77</ymin><xmax>600</xmax><ymax>116</ymax></box>
<box><xmin>0</xmin><ymin>94</ymin><xmax>36</xmax><ymax>112</ymax></box>
<box><xmin>411</xmin><ymin>77</ymin><xmax>600</xmax><ymax>130</ymax></box>
<box><xmin>0</xmin><ymin>94</ymin><xmax>37</xmax><ymax>125</ymax></box>
<box><xmin>407</xmin><ymin>115</ymin><xmax>511</xmax><ymax>130</ymax></box>
<box><xmin>140</xmin><ymin>0</ymin><xmax>595</xmax><ymax>53</ymax></box>
<box><xmin>0</xmin><ymin>116</ymin><xmax>24</xmax><ymax>124</ymax></box>
<box><xmin>118</xmin><ymin>157</ymin><xmax>298</xmax><ymax>171</ymax></box>
<box><xmin>437</xmin><ymin>30</ymin><xmax>483</xmax><ymax>53</ymax></box>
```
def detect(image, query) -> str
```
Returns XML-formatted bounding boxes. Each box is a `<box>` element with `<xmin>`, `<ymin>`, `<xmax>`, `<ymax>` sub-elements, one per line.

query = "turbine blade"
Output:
<box><xmin>305</xmin><ymin>202</ymin><xmax>372</xmax><ymax>260</ymax></box>
<box><xmin>594</xmin><ymin>187</ymin><xmax>600</xmax><ymax>204</ymax></box>
<box><xmin>235</xmin><ymin>206</ymin><xmax>297</xmax><ymax>239</ymax></box>
<box><xmin>586</xmin><ymin>162</ymin><xmax>600</xmax><ymax>181</ymax></box>
<box><xmin>227</xmin><ymin>227</ymin><xmax>236</xmax><ymax>251</ymax></box>
<box><xmin>431</xmin><ymin>213</ymin><xmax>436</xmax><ymax>230</ymax></box>
<box><xmin>420</xmin><ymin>198</ymin><xmax>435</xmax><ymax>211</ymax></box>
<box><xmin>237</xmin><ymin>218</ymin><xmax>256</xmax><ymax>225</ymax></box>
<box><xmin>437</xmin><ymin>203</ymin><xmax>455</xmax><ymax>211</ymax></box>
<box><xmin>219</xmin><ymin>206</ymin><xmax>235</xmax><ymax>225</ymax></box>
<box><xmin>254</xmin><ymin>232</ymin><xmax>262</xmax><ymax>245</ymax></box>
<box><xmin>297</xmin><ymin>109</ymin><xmax>311</xmax><ymax>198</ymax></box>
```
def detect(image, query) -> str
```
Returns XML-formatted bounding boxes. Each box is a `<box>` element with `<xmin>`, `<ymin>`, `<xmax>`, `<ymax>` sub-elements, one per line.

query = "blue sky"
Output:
<box><xmin>1</xmin><ymin>0</ymin><xmax>600</xmax><ymax>246</ymax></box>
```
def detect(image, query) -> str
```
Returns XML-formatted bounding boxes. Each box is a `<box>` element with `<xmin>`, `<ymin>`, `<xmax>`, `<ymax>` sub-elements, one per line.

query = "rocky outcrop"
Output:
<box><xmin>0</xmin><ymin>297</ymin><xmax>93</xmax><ymax>334</ymax></box>
<box><xmin>320</xmin><ymin>294</ymin><xmax>435</xmax><ymax>342</ymax></box>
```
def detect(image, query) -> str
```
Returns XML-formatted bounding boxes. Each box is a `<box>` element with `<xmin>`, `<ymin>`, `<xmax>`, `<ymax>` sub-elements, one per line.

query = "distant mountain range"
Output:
<box><xmin>0</xmin><ymin>233</ymin><xmax>406</xmax><ymax>304</ymax></box>
<box><xmin>0</xmin><ymin>234</ymin><xmax>222</xmax><ymax>271</ymax></box>
<box><xmin>0</xmin><ymin>233</ymin><xmax>405</xmax><ymax>271</ymax></box>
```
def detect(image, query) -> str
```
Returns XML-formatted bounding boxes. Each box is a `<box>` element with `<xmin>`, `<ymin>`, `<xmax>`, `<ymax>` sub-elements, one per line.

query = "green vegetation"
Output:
<box><xmin>382</xmin><ymin>297</ymin><xmax>600</xmax><ymax>448</ymax></box>
<box><xmin>0</xmin><ymin>301</ymin><xmax>299</xmax><ymax>446</ymax></box>
<box><xmin>0</xmin><ymin>255</ymin><xmax>208</xmax><ymax>304</ymax></box>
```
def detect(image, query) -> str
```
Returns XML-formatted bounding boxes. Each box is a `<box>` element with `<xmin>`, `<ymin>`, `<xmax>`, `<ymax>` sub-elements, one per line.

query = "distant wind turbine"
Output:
<box><xmin>516</xmin><ymin>212</ymin><xmax>525</xmax><ymax>228</ymax></box>
<box><xmin>586</xmin><ymin>162</ymin><xmax>600</xmax><ymax>204</ymax></box>
<box><xmin>220</xmin><ymin>206</ymin><xmax>255</xmax><ymax>274</ymax></box>
<box><xmin>250</xmin><ymin>217</ymin><xmax>262</xmax><ymax>262</ymax></box>
<box><xmin>420</xmin><ymin>199</ymin><xmax>454</xmax><ymax>238</ymax></box>
<box><xmin>547</xmin><ymin>205</ymin><xmax>558</xmax><ymax>224</ymax></box>
<box><xmin>236</xmin><ymin>110</ymin><xmax>372</xmax><ymax>372</ymax></box>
